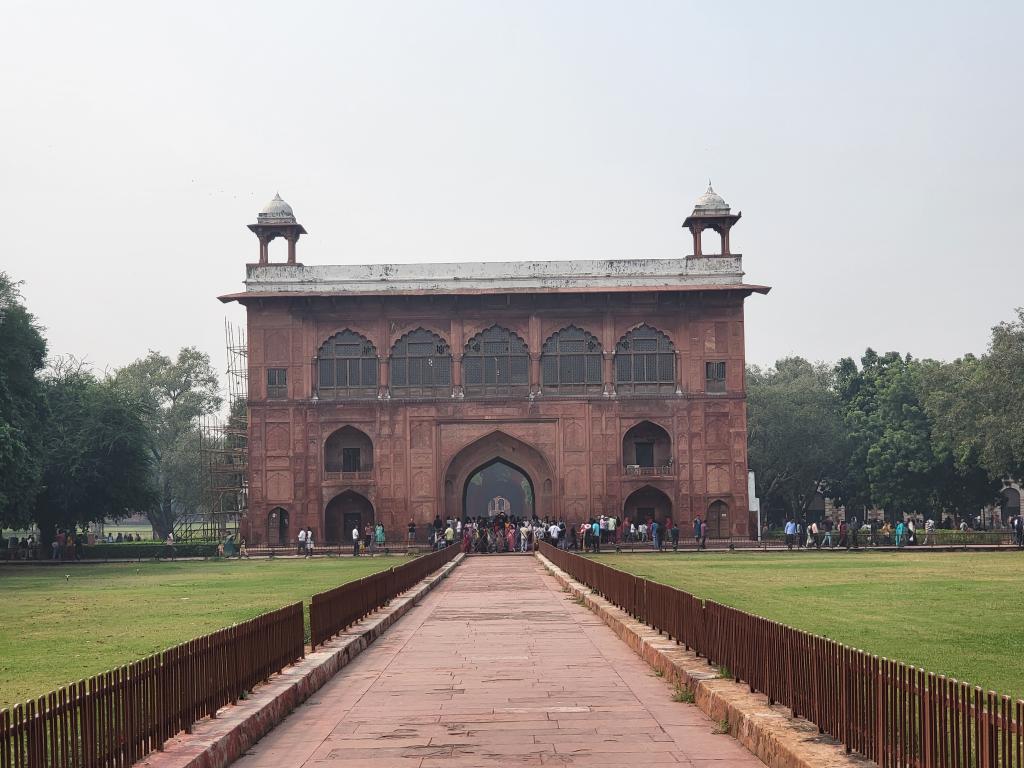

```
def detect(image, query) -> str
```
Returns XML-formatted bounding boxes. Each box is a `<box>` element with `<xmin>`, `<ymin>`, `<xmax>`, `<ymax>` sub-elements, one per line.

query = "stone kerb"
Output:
<box><xmin>140</xmin><ymin>553</ymin><xmax>464</xmax><ymax>768</ymax></box>
<box><xmin>536</xmin><ymin>551</ymin><xmax>874</xmax><ymax>768</ymax></box>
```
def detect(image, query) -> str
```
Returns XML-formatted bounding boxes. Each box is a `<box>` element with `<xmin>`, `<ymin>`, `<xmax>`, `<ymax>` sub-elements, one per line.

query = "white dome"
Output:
<box><xmin>257</xmin><ymin>193</ymin><xmax>297</xmax><ymax>224</ymax></box>
<box><xmin>693</xmin><ymin>183</ymin><xmax>730</xmax><ymax>213</ymax></box>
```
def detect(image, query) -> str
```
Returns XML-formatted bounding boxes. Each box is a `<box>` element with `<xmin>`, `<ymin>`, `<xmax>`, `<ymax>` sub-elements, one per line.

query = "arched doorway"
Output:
<box><xmin>443</xmin><ymin>431</ymin><xmax>554</xmax><ymax>520</ymax></box>
<box><xmin>324</xmin><ymin>426</ymin><xmax>373</xmax><ymax>475</ymax></box>
<box><xmin>1000</xmin><ymin>487</ymin><xmax>1021</xmax><ymax>525</ymax></box>
<box><xmin>623</xmin><ymin>486</ymin><xmax>673</xmax><ymax>527</ymax></box>
<box><xmin>707</xmin><ymin>500</ymin><xmax>730</xmax><ymax>538</ymax></box>
<box><xmin>622</xmin><ymin>420</ymin><xmax>672</xmax><ymax>475</ymax></box>
<box><xmin>325</xmin><ymin>490</ymin><xmax>374</xmax><ymax>543</ymax></box>
<box><xmin>267</xmin><ymin>507</ymin><xmax>289</xmax><ymax>546</ymax></box>
<box><xmin>463</xmin><ymin>459</ymin><xmax>534</xmax><ymax>520</ymax></box>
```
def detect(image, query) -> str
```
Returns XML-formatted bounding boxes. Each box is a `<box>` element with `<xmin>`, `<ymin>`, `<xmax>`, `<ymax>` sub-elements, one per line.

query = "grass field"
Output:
<box><xmin>0</xmin><ymin>556</ymin><xmax>402</xmax><ymax>710</ymax></box>
<box><xmin>596</xmin><ymin>551</ymin><xmax>1024</xmax><ymax>700</ymax></box>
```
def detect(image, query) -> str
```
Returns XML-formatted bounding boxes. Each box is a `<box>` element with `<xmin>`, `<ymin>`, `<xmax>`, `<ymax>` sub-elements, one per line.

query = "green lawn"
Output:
<box><xmin>0</xmin><ymin>556</ymin><xmax>402</xmax><ymax>709</ymax></box>
<box><xmin>595</xmin><ymin>551</ymin><xmax>1024</xmax><ymax>700</ymax></box>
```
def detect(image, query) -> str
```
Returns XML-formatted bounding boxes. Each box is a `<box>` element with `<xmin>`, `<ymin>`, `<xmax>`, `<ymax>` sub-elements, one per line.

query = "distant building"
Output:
<box><xmin>221</xmin><ymin>187</ymin><xmax>769</xmax><ymax>545</ymax></box>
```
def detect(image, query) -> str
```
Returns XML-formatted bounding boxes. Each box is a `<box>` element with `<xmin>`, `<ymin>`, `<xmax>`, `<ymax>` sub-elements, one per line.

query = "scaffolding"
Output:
<box><xmin>176</xmin><ymin>321</ymin><xmax>248</xmax><ymax>542</ymax></box>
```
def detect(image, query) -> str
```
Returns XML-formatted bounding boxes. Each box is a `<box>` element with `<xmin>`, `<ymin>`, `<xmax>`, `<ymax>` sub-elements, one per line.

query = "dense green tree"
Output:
<box><xmin>746</xmin><ymin>357</ymin><xmax>851</xmax><ymax>522</ymax></box>
<box><xmin>114</xmin><ymin>348</ymin><xmax>222</xmax><ymax>538</ymax></box>
<box><xmin>835</xmin><ymin>350</ymin><xmax>998</xmax><ymax>520</ymax></box>
<box><xmin>33</xmin><ymin>360</ymin><xmax>156</xmax><ymax>541</ymax></box>
<box><xmin>920</xmin><ymin>310</ymin><xmax>1024</xmax><ymax>483</ymax></box>
<box><xmin>0</xmin><ymin>273</ymin><xmax>47</xmax><ymax>529</ymax></box>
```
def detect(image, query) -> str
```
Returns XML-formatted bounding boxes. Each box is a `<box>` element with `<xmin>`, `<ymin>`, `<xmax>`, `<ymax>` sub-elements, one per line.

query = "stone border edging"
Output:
<box><xmin>537</xmin><ymin>552</ymin><xmax>874</xmax><ymax>768</ymax></box>
<box><xmin>139</xmin><ymin>553</ymin><xmax>465</xmax><ymax>768</ymax></box>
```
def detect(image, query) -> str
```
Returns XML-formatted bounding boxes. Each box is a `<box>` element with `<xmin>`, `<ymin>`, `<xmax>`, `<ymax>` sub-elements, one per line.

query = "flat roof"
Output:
<box><xmin>219</xmin><ymin>256</ymin><xmax>770</xmax><ymax>302</ymax></box>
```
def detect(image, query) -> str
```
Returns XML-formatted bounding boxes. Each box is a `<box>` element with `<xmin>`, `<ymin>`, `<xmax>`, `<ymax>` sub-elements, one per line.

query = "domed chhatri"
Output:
<box><xmin>683</xmin><ymin>181</ymin><xmax>741</xmax><ymax>257</ymax></box>
<box><xmin>257</xmin><ymin>192</ymin><xmax>297</xmax><ymax>224</ymax></box>
<box><xmin>248</xmin><ymin>192</ymin><xmax>307</xmax><ymax>265</ymax></box>
<box><xmin>692</xmin><ymin>182</ymin><xmax>730</xmax><ymax>214</ymax></box>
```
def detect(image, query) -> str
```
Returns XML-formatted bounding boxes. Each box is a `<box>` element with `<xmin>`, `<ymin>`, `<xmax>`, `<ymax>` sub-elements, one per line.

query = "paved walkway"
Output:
<box><xmin>234</xmin><ymin>555</ymin><xmax>764</xmax><ymax>767</ymax></box>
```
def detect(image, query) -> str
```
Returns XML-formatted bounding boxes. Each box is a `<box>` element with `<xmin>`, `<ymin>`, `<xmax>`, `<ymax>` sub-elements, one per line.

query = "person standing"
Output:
<box><xmin>444</xmin><ymin>522</ymin><xmax>455</xmax><ymax>548</ymax></box>
<box><xmin>351</xmin><ymin>525</ymin><xmax>360</xmax><ymax>556</ymax></box>
<box><xmin>297</xmin><ymin>527</ymin><xmax>307</xmax><ymax>556</ymax></box>
<box><xmin>925</xmin><ymin>517</ymin><xmax>936</xmax><ymax>546</ymax></box>
<box><xmin>699</xmin><ymin>519</ymin><xmax>708</xmax><ymax>550</ymax></box>
<box><xmin>895</xmin><ymin>520</ymin><xmax>905</xmax><ymax>548</ymax></box>
<box><xmin>670</xmin><ymin>521</ymin><xmax>680</xmax><ymax>551</ymax></box>
<box><xmin>650</xmin><ymin>519</ymin><xmax>660</xmax><ymax>551</ymax></box>
<box><xmin>305</xmin><ymin>528</ymin><xmax>314</xmax><ymax>558</ymax></box>
<box><xmin>784</xmin><ymin>518</ymin><xmax>796</xmax><ymax>550</ymax></box>
<box><xmin>693</xmin><ymin>517</ymin><xmax>702</xmax><ymax>548</ymax></box>
<box><xmin>591</xmin><ymin>519</ymin><xmax>601</xmax><ymax>553</ymax></box>
<box><xmin>375</xmin><ymin>522</ymin><xmax>386</xmax><ymax>552</ymax></box>
<box><xmin>408</xmin><ymin>519</ymin><xmax>417</xmax><ymax>544</ymax></box>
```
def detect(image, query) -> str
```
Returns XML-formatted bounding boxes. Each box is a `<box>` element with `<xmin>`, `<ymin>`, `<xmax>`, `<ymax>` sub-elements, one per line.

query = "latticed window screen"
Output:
<box><xmin>540</xmin><ymin>326</ymin><xmax>603</xmax><ymax>395</ymax></box>
<box><xmin>390</xmin><ymin>329</ymin><xmax>452</xmax><ymax>397</ymax></box>
<box><xmin>266</xmin><ymin>368</ymin><xmax>287</xmax><ymax>399</ymax></box>
<box><xmin>463</xmin><ymin>326</ymin><xmax>530</xmax><ymax>397</ymax></box>
<box><xmin>316</xmin><ymin>330</ymin><xmax>378</xmax><ymax>398</ymax></box>
<box><xmin>614</xmin><ymin>325</ymin><xmax>676</xmax><ymax>394</ymax></box>
<box><xmin>705</xmin><ymin>360</ymin><xmax>727</xmax><ymax>393</ymax></box>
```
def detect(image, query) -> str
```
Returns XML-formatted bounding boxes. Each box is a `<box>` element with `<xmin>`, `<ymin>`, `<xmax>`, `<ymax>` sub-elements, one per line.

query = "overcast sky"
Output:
<box><xmin>2</xmin><ymin>1</ymin><xmax>1022</xmax><ymax>382</ymax></box>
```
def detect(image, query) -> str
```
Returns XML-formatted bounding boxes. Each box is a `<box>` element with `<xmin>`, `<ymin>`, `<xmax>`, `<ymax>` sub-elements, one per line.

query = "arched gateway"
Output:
<box><xmin>443</xmin><ymin>431</ymin><xmax>554</xmax><ymax>520</ymax></box>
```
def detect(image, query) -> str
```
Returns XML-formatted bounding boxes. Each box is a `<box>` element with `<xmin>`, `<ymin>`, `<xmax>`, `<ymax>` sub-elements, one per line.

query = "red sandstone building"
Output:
<box><xmin>221</xmin><ymin>187</ymin><xmax>768</xmax><ymax>545</ymax></box>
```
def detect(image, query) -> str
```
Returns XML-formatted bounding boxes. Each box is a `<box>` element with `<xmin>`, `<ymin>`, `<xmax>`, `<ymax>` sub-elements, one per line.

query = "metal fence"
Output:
<box><xmin>538</xmin><ymin>542</ymin><xmax>1024</xmax><ymax>768</ymax></box>
<box><xmin>0</xmin><ymin>602</ymin><xmax>304</xmax><ymax>768</ymax></box>
<box><xmin>309</xmin><ymin>544</ymin><xmax>460</xmax><ymax>649</ymax></box>
<box><xmin>0</xmin><ymin>545</ymin><xmax>461</xmax><ymax>768</ymax></box>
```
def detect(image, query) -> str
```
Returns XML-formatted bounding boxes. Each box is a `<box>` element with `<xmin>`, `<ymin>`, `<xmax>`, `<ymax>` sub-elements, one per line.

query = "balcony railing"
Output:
<box><xmin>624</xmin><ymin>464</ymin><xmax>674</xmax><ymax>477</ymax></box>
<box><xmin>323</xmin><ymin>470</ymin><xmax>374</xmax><ymax>482</ymax></box>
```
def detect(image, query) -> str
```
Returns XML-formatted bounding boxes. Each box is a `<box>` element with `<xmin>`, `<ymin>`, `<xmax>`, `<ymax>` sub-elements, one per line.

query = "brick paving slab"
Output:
<box><xmin>232</xmin><ymin>555</ymin><xmax>763</xmax><ymax>767</ymax></box>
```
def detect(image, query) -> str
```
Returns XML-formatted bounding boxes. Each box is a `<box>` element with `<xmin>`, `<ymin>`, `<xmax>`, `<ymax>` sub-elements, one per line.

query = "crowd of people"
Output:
<box><xmin>779</xmin><ymin>515</ymin><xmax>1024</xmax><ymax>550</ymax></box>
<box><xmin>418</xmin><ymin>513</ymin><xmax>705</xmax><ymax>554</ymax></box>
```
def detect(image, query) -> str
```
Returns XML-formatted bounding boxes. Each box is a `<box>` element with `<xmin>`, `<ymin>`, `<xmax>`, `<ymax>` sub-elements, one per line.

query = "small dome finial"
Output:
<box><xmin>258</xmin><ymin>193</ymin><xmax>297</xmax><ymax>224</ymax></box>
<box><xmin>692</xmin><ymin>182</ymin><xmax>729</xmax><ymax>214</ymax></box>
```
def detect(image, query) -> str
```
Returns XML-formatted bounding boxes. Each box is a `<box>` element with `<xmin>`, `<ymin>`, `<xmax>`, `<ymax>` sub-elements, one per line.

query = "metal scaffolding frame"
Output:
<box><xmin>175</xmin><ymin>320</ymin><xmax>248</xmax><ymax>542</ymax></box>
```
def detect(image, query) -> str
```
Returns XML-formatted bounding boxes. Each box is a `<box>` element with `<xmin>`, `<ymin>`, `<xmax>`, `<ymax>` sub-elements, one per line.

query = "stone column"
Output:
<box><xmin>452</xmin><ymin>354</ymin><xmax>465</xmax><ymax>398</ymax></box>
<box><xmin>529</xmin><ymin>313</ymin><xmax>542</xmax><ymax>396</ymax></box>
<box><xmin>603</xmin><ymin>351</ymin><xmax>615</xmax><ymax>397</ymax></box>
<box><xmin>378</xmin><ymin>357</ymin><xmax>390</xmax><ymax>399</ymax></box>
<box><xmin>287</xmin><ymin>235</ymin><xmax>297</xmax><ymax>264</ymax></box>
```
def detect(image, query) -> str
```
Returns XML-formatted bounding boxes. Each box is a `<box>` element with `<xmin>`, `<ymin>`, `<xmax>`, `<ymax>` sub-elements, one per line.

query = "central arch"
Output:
<box><xmin>443</xmin><ymin>431</ymin><xmax>554</xmax><ymax>521</ymax></box>
<box><xmin>324</xmin><ymin>490</ymin><xmax>374</xmax><ymax>544</ymax></box>
<box><xmin>463</xmin><ymin>459</ymin><xmax>535</xmax><ymax>520</ymax></box>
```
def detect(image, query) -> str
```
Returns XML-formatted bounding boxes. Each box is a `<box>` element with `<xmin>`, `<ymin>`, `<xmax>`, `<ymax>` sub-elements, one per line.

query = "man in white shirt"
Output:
<box><xmin>548</xmin><ymin>522</ymin><xmax>560</xmax><ymax>547</ymax></box>
<box><xmin>297</xmin><ymin>528</ymin><xmax>307</xmax><ymax>556</ymax></box>
<box><xmin>351</xmin><ymin>526</ymin><xmax>360</xmax><ymax>557</ymax></box>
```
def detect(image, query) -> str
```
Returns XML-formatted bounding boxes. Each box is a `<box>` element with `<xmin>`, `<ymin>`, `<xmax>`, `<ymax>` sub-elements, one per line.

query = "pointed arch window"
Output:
<box><xmin>541</xmin><ymin>326</ymin><xmax>603</xmax><ymax>395</ymax></box>
<box><xmin>615</xmin><ymin>325</ymin><xmax>676</xmax><ymax>395</ymax></box>
<box><xmin>317</xmin><ymin>330</ymin><xmax>378</xmax><ymax>399</ymax></box>
<box><xmin>390</xmin><ymin>328</ymin><xmax>452</xmax><ymax>398</ymax></box>
<box><xmin>463</xmin><ymin>325</ymin><xmax>530</xmax><ymax>397</ymax></box>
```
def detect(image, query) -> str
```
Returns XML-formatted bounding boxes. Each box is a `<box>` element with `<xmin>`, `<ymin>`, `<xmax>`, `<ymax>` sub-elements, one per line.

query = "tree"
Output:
<box><xmin>32</xmin><ymin>359</ymin><xmax>156</xmax><ymax>541</ymax></box>
<box><xmin>0</xmin><ymin>273</ymin><xmax>47</xmax><ymax>529</ymax></box>
<box><xmin>746</xmin><ymin>358</ymin><xmax>851</xmax><ymax>523</ymax></box>
<box><xmin>835</xmin><ymin>350</ymin><xmax>998</xmax><ymax>520</ymax></box>
<box><xmin>920</xmin><ymin>309</ymin><xmax>1024</xmax><ymax>483</ymax></box>
<box><xmin>114</xmin><ymin>348</ymin><xmax>222</xmax><ymax>538</ymax></box>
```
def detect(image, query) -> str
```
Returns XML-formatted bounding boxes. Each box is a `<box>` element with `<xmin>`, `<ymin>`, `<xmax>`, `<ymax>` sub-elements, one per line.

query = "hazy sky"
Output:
<box><xmin>2</xmin><ymin>1</ymin><xmax>1022</xmax><ymax>382</ymax></box>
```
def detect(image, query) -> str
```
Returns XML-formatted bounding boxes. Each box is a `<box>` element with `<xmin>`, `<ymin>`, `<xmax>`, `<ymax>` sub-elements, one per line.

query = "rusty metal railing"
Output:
<box><xmin>309</xmin><ymin>544</ymin><xmax>459</xmax><ymax>649</ymax></box>
<box><xmin>0</xmin><ymin>602</ymin><xmax>304</xmax><ymax>768</ymax></box>
<box><xmin>537</xmin><ymin>542</ymin><xmax>1024</xmax><ymax>767</ymax></box>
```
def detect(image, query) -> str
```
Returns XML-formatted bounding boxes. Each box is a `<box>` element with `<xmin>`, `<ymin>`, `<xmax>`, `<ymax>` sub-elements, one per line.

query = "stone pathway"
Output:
<box><xmin>234</xmin><ymin>555</ymin><xmax>764</xmax><ymax>767</ymax></box>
